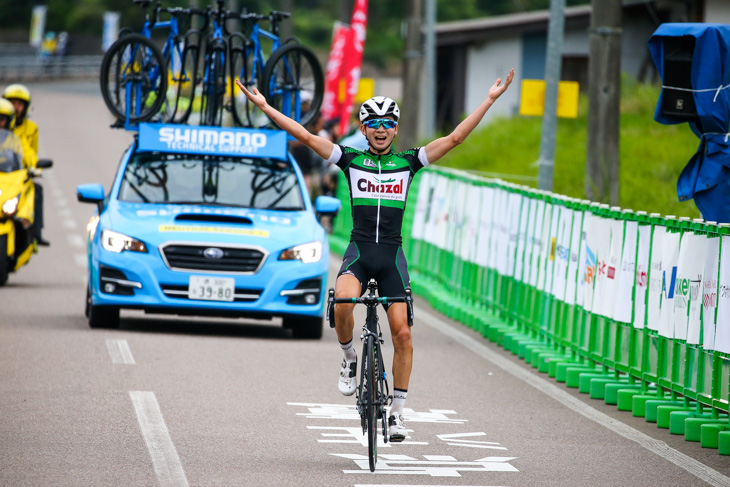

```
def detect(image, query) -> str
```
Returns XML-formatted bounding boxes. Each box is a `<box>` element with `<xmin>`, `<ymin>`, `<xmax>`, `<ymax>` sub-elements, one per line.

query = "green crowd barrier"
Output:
<box><xmin>327</xmin><ymin>166</ymin><xmax>730</xmax><ymax>455</ymax></box>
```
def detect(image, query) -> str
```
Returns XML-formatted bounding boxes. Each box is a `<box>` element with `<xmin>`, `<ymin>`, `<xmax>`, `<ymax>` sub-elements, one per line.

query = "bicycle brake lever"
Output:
<box><xmin>327</xmin><ymin>288</ymin><xmax>335</xmax><ymax>328</ymax></box>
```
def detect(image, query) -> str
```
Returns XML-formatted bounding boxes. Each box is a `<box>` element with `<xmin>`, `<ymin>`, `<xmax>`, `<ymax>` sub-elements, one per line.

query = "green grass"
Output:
<box><xmin>436</xmin><ymin>82</ymin><xmax>702</xmax><ymax>218</ymax></box>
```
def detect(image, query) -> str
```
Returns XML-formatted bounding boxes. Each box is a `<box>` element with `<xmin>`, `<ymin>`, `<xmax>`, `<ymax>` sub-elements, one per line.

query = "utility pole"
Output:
<box><xmin>585</xmin><ymin>0</ymin><xmax>621</xmax><ymax>205</ymax></box>
<box><xmin>280</xmin><ymin>0</ymin><xmax>293</xmax><ymax>40</ymax></box>
<box><xmin>422</xmin><ymin>0</ymin><xmax>436</xmax><ymax>140</ymax></box>
<box><xmin>537</xmin><ymin>0</ymin><xmax>566</xmax><ymax>192</ymax></box>
<box><xmin>400</xmin><ymin>0</ymin><xmax>423</xmax><ymax>150</ymax></box>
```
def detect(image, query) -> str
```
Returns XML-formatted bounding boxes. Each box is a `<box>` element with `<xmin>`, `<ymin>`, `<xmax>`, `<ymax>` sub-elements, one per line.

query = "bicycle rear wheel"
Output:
<box><xmin>261</xmin><ymin>43</ymin><xmax>324</xmax><ymax>128</ymax></box>
<box><xmin>165</xmin><ymin>34</ymin><xmax>200</xmax><ymax>124</ymax></box>
<box><xmin>100</xmin><ymin>34</ymin><xmax>167</xmax><ymax>124</ymax></box>
<box><xmin>229</xmin><ymin>39</ymin><xmax>267</xmax><ymax>128</ymax></box>
<box><xmin>200</xmin><ymin>41</ymin><xmax>227</xmax><ymax>126</ymax></box>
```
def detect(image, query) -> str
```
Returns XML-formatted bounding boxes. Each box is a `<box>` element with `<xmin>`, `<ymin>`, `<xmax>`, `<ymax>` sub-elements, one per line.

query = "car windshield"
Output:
<box><xmin>0</xmin><ymin>129</ymin><xmax>24</xmax><ymax>173</ymax></box>
<box><xmin>118</xmin><ymin>152</ymin><xmax>305</xmax><ymax>210</ymax></box>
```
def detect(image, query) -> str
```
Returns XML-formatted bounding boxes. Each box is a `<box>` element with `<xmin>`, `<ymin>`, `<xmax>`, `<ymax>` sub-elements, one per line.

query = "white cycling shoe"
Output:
<box><xmin>388</xmin><ymin>414</ymin><xmax>407</xmax><ymax>442</ymax></box>
<box><xmin>338</xmin><ymin>359</ymin><xmax>357</xmax><ymax>396</ymax></box>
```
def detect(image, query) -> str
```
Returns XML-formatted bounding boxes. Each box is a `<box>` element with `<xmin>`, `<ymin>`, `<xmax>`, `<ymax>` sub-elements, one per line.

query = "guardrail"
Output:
<box><xmin>328</xmin><ymin>165</ymin><xmax>730</xmax><ymax>455</ymax></box>
<box><xmin>0</xmin><ymin>55</ymin><xmax>102</xmax><ymax>81</ymax></box>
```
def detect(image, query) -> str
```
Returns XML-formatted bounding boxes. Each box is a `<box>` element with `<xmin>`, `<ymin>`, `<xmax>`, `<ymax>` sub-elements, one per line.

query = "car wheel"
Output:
<box><xmin>87</xmin><ymin>287</ymin><xmax>120</xmax><ymax>329</ymax></box>
<box><xmin>284</xmin><ymin>315</ymin><xmax>323</xmax><ymax>339</ymax></box>
<box><xmin>0</xmin><ymin>234</ymin><xmax>8</xmax><ymax>287</ymax></box>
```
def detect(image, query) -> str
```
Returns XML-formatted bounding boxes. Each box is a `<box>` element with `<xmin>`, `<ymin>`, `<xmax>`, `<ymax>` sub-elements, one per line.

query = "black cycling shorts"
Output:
<box><xmin>337</xmin><ymin>240</ymin><xmax>410</xmax><ymax>310</ymax></box>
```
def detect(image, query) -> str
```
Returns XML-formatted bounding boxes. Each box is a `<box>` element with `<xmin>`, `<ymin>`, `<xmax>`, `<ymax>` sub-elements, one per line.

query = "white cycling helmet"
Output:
<box><xmin>359</xmin><ymin>96</ymin><xmax>400</xmax><ymax>122</ymax></box>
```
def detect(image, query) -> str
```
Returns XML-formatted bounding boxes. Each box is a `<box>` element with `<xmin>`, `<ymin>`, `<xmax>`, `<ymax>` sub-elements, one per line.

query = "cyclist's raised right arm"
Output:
<box><xmin>234</xmin><ymin>80</ymin><xmax>335</xmax><ymax>160</ymax></box>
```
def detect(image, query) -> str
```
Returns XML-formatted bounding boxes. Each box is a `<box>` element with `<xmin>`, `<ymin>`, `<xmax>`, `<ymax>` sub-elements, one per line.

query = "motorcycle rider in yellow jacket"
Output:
<box><xmin>3</xmin><ymin>84</ymin><xmax>46</xmax><ymax>245</ymax></box>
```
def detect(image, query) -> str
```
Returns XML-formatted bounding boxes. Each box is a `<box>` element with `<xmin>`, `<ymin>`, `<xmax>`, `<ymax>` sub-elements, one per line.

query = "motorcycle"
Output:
<box><xmin>0</xmin><ymin>129</ymin><xmax>52</xmax><ymax>286</ymax></box>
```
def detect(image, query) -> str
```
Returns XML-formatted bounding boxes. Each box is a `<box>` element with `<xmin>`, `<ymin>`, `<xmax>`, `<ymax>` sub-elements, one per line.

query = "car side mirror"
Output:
<box><xmin>77</xmin><ymin>183</ymin><xmax>106</xmax><ymax>212</ymax></box>
<box><xmin>36</xmin><ymin>159</ymin><xmax>53</xmax><ymax>169</ymax></box>
<box><xmin>315</xmin><ymin>195</ymin><xmax>341</xmax><ymax>216</ymax></box>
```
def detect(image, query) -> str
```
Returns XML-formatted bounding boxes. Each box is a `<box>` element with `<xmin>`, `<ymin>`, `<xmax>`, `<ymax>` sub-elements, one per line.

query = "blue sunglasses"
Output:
<box><xmin>364</xmin><ymin>118</ymin><xmax>398</xmax><ymax>129</ymax></box>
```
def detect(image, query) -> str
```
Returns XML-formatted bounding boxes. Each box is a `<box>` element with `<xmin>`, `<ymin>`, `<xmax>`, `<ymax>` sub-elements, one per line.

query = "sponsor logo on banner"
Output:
<box><xmin>636</xmin><ymin>265</ymin><xmax>648</xmax><ymax>287</ymax></box>
<box><xmin>139</xmin><ymin>123</ymin><xmax>287</xmax><ymax>159</ymax></box>
<box><xmin>349</xmin><ymin>167</ymin><xmax>407</xmax><ymax>202</ymax></box>
<box><xmin>585</xmin><ymin>246</ymin><xmax>596</xmax><ymax>285</ymax></box>
<box><xmin>607</xmin><ymin>266</ymin><xmax>616</xmax><ymax>279</ymax></box>
<box><xmin>662</xmin><ymin>266</ymin><xmax>678</xmax><ymax>299</ymax></box>
<box><xmin>704</xmin><ymin>278</ymin><xmax>718</xmax><ymax>307</ymax></box>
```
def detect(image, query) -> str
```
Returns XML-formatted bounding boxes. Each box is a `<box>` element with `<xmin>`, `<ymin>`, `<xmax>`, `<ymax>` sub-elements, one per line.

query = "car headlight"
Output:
<box><xmin>2</xmin><ymin>195</ymin><xmax>19</xmax><ymax>217</ymax></box>
<box><xmin>101</xmin><ymin>229</ymin><xmax>148</xmax><ymax>253</ymax></box>
<box><xmin>279</xmin><ymin>241</ymin><xmax>322</xmax><ymax>264</ymax></box>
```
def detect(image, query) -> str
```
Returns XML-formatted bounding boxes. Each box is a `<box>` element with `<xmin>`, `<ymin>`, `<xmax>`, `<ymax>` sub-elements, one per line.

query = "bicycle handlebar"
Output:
<box><xmin>327</xmin><ymin>283</ymin><xmax>414</xmax><ymax>328</ymax></box>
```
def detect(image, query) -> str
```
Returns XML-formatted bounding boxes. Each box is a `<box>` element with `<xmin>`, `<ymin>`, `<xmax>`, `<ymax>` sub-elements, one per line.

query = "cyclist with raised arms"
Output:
<box><xmin>236</xmin><ymin>69</ymin><xmax>514</xmax><ymax>442</ymax></box>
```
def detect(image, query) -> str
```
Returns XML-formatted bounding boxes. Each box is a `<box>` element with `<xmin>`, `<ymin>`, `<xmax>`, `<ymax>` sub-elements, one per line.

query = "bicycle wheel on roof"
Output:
<box><xmin>164</xmin><ymin>32</ymin><xmax>200</xmax><ymax>124</ymax></box>
<box><xmin>100</xmin><ymin>34</ymin><xmax>167</xmax><ymax>124</ymax></box>
<box><xmin>261</xmin><ymin>43</ymin><xmax>324</xmax><ymax>128</ymax></box>
<box><xmin>229</xmin><ymin>36</ymin><xmax>267</xmax><ymax>128</ymax></box>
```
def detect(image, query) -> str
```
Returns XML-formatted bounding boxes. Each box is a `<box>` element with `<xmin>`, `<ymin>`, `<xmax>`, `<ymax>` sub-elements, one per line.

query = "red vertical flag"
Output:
<box><xmin>338</xmin><ymin>0</ymin><xmax>368</xmax><ymax>135</ymax></box>
<box><xmin>321</xmin><ymin>22</ymin><xmax>350</xmax><ymax>120</ymax></box>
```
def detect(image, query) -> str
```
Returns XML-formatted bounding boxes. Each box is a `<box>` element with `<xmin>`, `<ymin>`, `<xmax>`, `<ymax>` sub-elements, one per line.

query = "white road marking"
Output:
<box><xmin>129</xmin><ymin>391</ymin><xmax>189</xmax><ymax>487</ymax></box>
<box><xmin>336</xmin><ymin>453</ymin><xmax>518</xmax><ymax>476</ymax></box>
<box><xmin>308</xmin><ymin>426</ymin><xmax>428</xmax><ymax>446</ymax></box>
<box><xmin>67</xmin><ymin>234</ymin><xmax>84</xmax><ymax>248</ymax></box>
<box><xmin>438</xmin><ymin>433</ymin><xmax>507</xmax><ymax>450</ymax></box>
<box><xmin>59</xmin><ymin>208</ymin><xmax>72</xmax><ymax>218</ymax></box>
<box><xmin>418</xmin><ymin>308</ymin><xmax>730</xmax><ymax>487</ymax></box>
<box><xmin>57</xmin><ymin>197</ymin><xmax>67</xmax><ymax>208</ymax></box>
<box><xmin>356</xmin><ymin>485</ymin><xmax>503</xmax><ymax>487</ymax></box>
<box><xmin>61</xmin><ymin>218</ymin><xmax>77</xmax><ymax>230</ymax></box>
<box><xmin>105</xmin><ymin>339</ymin><xmax>135</xmax><ymax>364</ymax></box>
<box><xmin>74</xmin><ymin>254</ymin><xmax>87</xmax><ymax>268</ymax></box>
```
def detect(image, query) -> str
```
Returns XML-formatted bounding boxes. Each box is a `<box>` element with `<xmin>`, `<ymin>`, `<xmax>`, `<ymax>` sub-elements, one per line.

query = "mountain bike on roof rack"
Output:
<box><xmin>327</xmin><ymin>279</ymin><xmax>414</xmax><ymax>472</ymax></box>
<box><xmin>100</xmin><ymin>0</ymin><xmax>207</xmax><ymax>126</ymax></box>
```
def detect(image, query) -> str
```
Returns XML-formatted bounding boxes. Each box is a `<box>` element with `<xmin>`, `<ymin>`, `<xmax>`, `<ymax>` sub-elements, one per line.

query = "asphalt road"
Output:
<box><xmin>1</xmin><ymin>81</ymin><xmax>728</xmax><ymax>487</ymax></box>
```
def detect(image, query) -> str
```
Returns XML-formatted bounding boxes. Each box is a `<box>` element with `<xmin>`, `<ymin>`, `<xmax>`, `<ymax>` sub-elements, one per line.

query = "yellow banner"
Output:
<box><xmin>158</xmin><ymin>225</ymin><xmax>269</xmax><ymax>238</ymax></box>
<box><xmin>519</xmin><ymin>79</ymin><xmax>580</xmax><ymax>119</ymax></box>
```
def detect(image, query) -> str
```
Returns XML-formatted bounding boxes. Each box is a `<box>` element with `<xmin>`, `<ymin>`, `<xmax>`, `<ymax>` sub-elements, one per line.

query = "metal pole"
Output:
<box><xmin>400</xmin><ymin>0</ymin><xmax>423</xmax><ymax>150</ymax></box>
<box><xmin>585</xmin><ymin>0</ymin><xmax>621</xmax><ymax>204</ymax></box>
<box><xmin>422</xmin><ymin>0</ymin><xmax>436</xmax><ymax>140</ymax></box>
<box><xmin>537</xmin><ymin>0</ymin><xmax>566</xmax><ymax>192</ymax></box>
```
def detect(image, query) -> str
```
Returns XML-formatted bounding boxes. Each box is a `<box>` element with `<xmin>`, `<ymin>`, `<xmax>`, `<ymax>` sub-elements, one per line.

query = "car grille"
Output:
<box><xmin>160</xmin><ymin>284</ymin><xmax>263</xmax><ymax>302</ymax></box>
<box><xmin>161</xmin><ymin>244</ymin><xmax>266</xmax><ymax>273</ymax></box>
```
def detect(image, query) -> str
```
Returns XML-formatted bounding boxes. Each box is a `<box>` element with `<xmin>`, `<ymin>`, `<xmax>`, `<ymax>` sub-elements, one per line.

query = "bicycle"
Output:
<box><xmin>326</xmin><ymin>279</ymin><xmax>414</xmax><ymax>472</ymax></box>
<box><xmin>100</xmin><ymin>0</ymin><xmax>205</xmax><ymax>125</ymax></box>
<box><xmin>229</xmin><ymin>10</ymin><xmax>324</xmax><ymax>129</ymax></box>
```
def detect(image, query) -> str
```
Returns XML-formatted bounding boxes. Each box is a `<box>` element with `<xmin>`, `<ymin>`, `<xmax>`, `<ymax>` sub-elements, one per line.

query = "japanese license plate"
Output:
<box><xmin>188</xmin><ymin>276</ymin><xmax>235</xmax><ymax>302</ymax></box>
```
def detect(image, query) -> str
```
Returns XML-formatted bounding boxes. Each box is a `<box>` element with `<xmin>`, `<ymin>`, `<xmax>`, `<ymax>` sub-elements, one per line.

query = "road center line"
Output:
<box><xmin>417</xmin><ymin>309</ymin><xmax>730</xmax><ymax>487</ymax></box>
<box><xmin>106</xmin><ymin>339</ymin><xmax>135</xmax><ymax>364</ymax></box>
<box><xmin>129</xmin><ymin>391</ymin><xmax>189</xmax><ymax>487</ymax></box>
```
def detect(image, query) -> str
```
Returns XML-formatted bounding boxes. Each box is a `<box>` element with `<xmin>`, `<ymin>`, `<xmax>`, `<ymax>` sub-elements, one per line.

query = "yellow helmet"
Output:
<box><xmin>0</xmin><ymin>98</ymin><xmax>15</xmax><ymax>129</ymax></box>
<box><xmin>3</xmin><ymin>84</ymin><xmax>31</xmax><ymax>104</ymax></box>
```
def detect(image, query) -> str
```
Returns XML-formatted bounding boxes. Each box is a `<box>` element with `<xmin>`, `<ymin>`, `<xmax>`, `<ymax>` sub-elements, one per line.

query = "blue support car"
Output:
<box><xmin>77</xmin><ymin>123</ymin><xmax>340</xmax><ymax>338</ymax></box>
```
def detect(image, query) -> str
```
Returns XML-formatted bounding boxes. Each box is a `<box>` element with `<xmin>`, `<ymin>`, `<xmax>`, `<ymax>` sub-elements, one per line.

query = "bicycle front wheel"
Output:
<box><xmin>100</xmin><ymin>34</ymin><xmax>167</xmax><ymax>124</ymax></box>
<box><xmin>362</xmin><ymin>335</ymin><xmax>378</xmax><ymax>472</ymax></box>
<box><xmin>200</xmin><ymin>41</ymin><xmax>227</xmax><ymax>126</ymax></box>
<box><xmin>165</xmin><ymin>34</ymin><xmax>200</xmax><ymax>124</ymax></box>
<box><xmin>261</xmin><ymin>43</ymin><xmax>324</xmax><ymax>128</ymax></box>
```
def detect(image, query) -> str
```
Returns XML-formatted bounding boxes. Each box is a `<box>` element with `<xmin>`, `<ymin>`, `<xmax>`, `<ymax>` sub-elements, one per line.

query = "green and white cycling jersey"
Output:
<box><xmin>326</xmin><ymin>144</ymin><xmax>430</xmax><ymax>245</ymax></box>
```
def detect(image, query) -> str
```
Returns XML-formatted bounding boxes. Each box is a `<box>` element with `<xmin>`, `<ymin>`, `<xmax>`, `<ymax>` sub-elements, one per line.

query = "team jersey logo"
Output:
<box><xmin>363</xmin><ymin>158</ymin><xmax>377</xmax><ymax>168</ymax></box>
<box><xmin>349</xmin><ymin>167</ymin><xmax>408</xmax><ymax>202</ymax></box>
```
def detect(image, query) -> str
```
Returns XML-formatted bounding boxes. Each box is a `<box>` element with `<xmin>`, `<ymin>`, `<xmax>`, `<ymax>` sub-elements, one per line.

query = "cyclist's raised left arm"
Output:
<box><xmin>234</xmin><ymin>80</ymin><xmax>335</xmax><ymax>160</ymax></box>
<box><xmin>424</xmin><ymin>68</ymin><xmax>514</xmax><ymax>164</ymax></box>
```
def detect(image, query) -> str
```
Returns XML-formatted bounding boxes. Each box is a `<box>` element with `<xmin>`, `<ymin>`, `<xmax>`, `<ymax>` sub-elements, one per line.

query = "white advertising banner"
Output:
<box><xmin>714</xmin><ymin>236</ymin><xmax>730</xmax><ymax>353</ymax></box>
<box><xmin>463</xmin><ymin>183</ymin><xmax>481</xmax><ymax>263</ymax></box>
<box><xmin>633</xmin><ymin>225</ymin><xmax>651</xmax><ymax>329</ymax></box>
<box><xmin>537</xmin><ymin>203</ymin><xmax>554</xmax><ymax>292</ymax></box>
<box><xmin>646</xmin><ymin>226</ymin><xmax>666</xmax><ymax>332</ymax></box>
<box><xmin>702</xmin><ymin>236</ymin><xmax>721</xmax><ymax>350</ymax></box>
<box><xmin>515</xmin><ymin>196</ymin><xmax>531</xmax><ymax>282</ymax></box>
<box><xmin>476</xmin><ymin>186</ymin><xmax>494</xmax><ymax>268</ymax></box>
<box><xmin>675</xmin><ymin>235</ymin><xmax>707</xmax><ymax>345</ymax></box>
<box><xmin>565</xmin><ymin>209</ymin><xmax>583</xmax><ymax>306</ymax></box>
<box><xmin>451</xmin><ymin>180</ymin><xmax>468</xmax><ymax>257</ymax></box>
<box><xmin>552</xmin><ymin>207</ymin><xmax>573</xmax><ymax>301</ymax></box>
<box><xmin>582</xmin><ymin>213</ymin><xmax>598</xmax><ymax>312</ymax></box>
<box><xmin>590</xmin><ymin>216</ymin><xmax>614</xmax><ymax>317</ymax></box>
<box><xmin>657</xmin><ymin>230</ymin><xmax>681</xmax><ymax>338</ymax></box>
<box><xmin>676</xmin><ymin>234</ymin><xmax>706</xmax><ymax>342</ymax></box>
<box><xmin>489</xmin><ymin>188</ymin><xmax>504</xmax><ymax>272</ymax></box>
<box><xmin>507</xmin><ymin>193</ymin><xmax>522</xmax><ymax>279</ymax></box>
<box><xmin>428</xmin><ymin>175</ymin><xmax>450</xmax><ymax>249</ymax></box>
<box><xmin>529</xmin><ymin>200</ymin><xmax>545</xmax><ymax>287</ymax></box>
<box><xmin>614</xmin><ymin>220</ymin><xmax>637</xmax><ymax>324</ymax></box>
<box><xmin>410</xmin><ymin>171</ymin><xmax>432</xmax><ymax>241</ymax></box>
<box><xmin>575</xmin><ymin>211</ymin><xmax>588</xmax><ymax>308</ymax></box>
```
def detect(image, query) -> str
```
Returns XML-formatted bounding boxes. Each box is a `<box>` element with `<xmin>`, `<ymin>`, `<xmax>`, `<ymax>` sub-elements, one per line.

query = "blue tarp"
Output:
<box><xmin>648</xmin><ymin>23</ymin><xmax>730</xmax><ymax>223</ymax></box>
